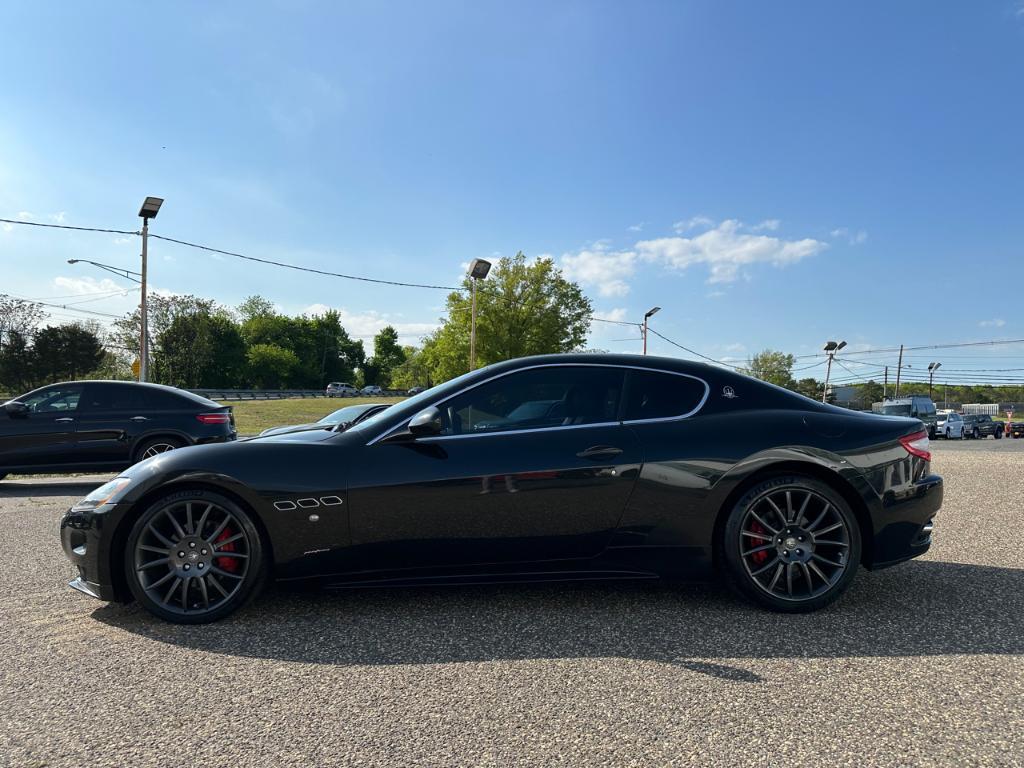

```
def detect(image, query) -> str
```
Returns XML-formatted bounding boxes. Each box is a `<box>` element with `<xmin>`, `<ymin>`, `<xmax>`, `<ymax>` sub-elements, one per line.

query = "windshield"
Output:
<box><xmin>881</xmin><ymin>404</ymin><xmax>912</xmax><ymax>416</ymax></box>
<box><xmin>346</xmin><ymin>367</ymin><xmax>485</xmax><ymax>436</ymax></box>
<box><xmin>318</xmin><ymin>404</ymin><xmax>378</xmax><ymax>424</ymax></box>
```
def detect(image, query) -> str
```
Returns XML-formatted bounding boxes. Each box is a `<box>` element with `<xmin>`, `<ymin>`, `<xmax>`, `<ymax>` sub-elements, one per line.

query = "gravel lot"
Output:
<box><xmin>2</xmin><ymin>441</ymin><xmax>1022</xmax><ymax>767</ymax></box>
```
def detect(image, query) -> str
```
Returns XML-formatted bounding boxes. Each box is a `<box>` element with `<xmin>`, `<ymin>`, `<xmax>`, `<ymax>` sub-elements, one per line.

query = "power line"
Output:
<box><xmin>646</xmin><ymin>328</ymin><xmax>746</xmax><ymax>370</ymax></box>
<box><xmin>0</xmin><ymin>217</ymin><xmax>138</xmax><ymax>236</ymax></box>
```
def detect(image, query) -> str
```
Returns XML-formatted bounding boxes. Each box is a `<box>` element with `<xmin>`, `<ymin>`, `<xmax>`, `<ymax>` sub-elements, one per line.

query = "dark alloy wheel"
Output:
<box><xmin>973</xmin><ymin>428</ymin><xmax>981</xmax><ymax>439</ymax></box>
<box><xmin>124</xmin><ymin>490</ymin><xmax>266</xmax><ymax>623</ymax></box>
<box><xmin>722</xmin><ymin>476</ymin><xmax>861</xmax><ymax>613</ymax></box>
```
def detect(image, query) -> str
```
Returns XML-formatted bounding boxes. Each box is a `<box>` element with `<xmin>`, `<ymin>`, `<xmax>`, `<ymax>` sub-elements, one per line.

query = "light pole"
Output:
<box><xmin>466</xmin><ymin>258</ymin><xmax>491</xmax><ymax>370</ymax></box>
<box><xmin>928</xmin><ymin>361</ymin><xmax>942</xmax><ymax>399</ymax></box>
<box><xmin>67</xmin><ymin>259</ymin><xmax>142</xmax><ymax>284</ymax></box>
<box><xmin>137</xmin><ymin>197</ymin><xmax>163</xmax><ymax>382</ymax></box>
<box><xmin>822</xmin><ymin>339</ymin><xmax>847</xmax><ymax>403</ymax></box>
<box><xmin>642</xmin><ymin>306</ymin><xmax>661</xmax><ymax>355</ymax></box>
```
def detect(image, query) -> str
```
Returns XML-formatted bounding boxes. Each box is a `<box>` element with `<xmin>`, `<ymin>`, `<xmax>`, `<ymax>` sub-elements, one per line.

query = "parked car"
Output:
<box><xmin>326</xmin><ymin>382</ymin><xmax>358</xmax><ymax>398</ymax></box>
<box><xmin>360</xmin><ymin>385</ymin><xmax>384</xmax><ymax>396</ymax></box>
<box><xmin>935</xmin><ymin>411</ymin><xmax>965</xmax><ymax>439</ymax></box>
<box><xmin>962</xmin><ymin>414</ymin><xmax>1004</xmax><ymax>439</ymax></box>
<box><xmin>60</xmin><ymin>353</ymin><xmax>942</xmax><ymax>623</ymax></box>
<box><xmin>406</xmin><ymin>386</ymin><xmax>427</xmax><ymax>396</ymax></box>
<box><xmin>881</xmin><ymin>396</ymin><xmax>938</xmax><ymax>438</ymax></box>
<box><xmin>258</xmin><ymin>403</ymin><xmax>390</xmax><ymax>437</ymax></box>
<box><xmin>1009</xmin><ymin>421</ymin><xmax>1024</xmax><ymax>439</ymax></box>
<box><xmin>0</xmin><ymin>381</ymin><xmax>235</xmax><ymax>481</ymax></box>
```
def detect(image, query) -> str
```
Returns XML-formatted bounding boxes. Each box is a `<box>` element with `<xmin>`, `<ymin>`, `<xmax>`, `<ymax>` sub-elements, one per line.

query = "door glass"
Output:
<box><xmin>20</xmin><ymin>385</ymin><xmax>83</xmax><ymax>413</ymax></box>
<box><xmin>441</xmin><ymin>366</ymin><xmax>625</xmax><ymax>435</ymax></box>
<box><xmin>82</xmin><ymin>384</ymin><xmax>146</xmax><ymax>411</ymax></box>
<box><xmin>622</xmin><ymin>370</ymin><xmax>708</xmax><ymax>421</ymax></box>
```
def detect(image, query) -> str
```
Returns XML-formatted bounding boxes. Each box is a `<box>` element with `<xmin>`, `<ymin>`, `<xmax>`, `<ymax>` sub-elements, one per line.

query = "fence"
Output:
<box><xmin>189</xmin><ymin>388</ymin><xmax>407</xmax><ymax>401</ymax></box>
<box><xmin>961</xmin><ymin>403</ymin><xmax>1000</xmax><ymax>416</ymax></box>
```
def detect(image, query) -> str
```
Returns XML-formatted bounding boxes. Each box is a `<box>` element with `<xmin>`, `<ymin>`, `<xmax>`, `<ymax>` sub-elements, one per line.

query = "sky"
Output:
<box><xmin>1</xmin><ymin>1</ymin><xmax>1023</xmax><ymax>387</ymax></box>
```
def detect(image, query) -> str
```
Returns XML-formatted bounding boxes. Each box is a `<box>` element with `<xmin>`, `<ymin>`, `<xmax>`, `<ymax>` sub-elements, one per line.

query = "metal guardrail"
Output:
<box><xmin>189</xmin><ymin>388</ymin><xmax>407</xmax><ymax>401</ymax></box>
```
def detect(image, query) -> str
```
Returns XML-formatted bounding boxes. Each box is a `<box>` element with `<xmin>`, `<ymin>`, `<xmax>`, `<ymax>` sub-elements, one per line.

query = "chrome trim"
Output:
<box><xmin>320</xmin><ymin>496</ymin><xmax>344</xmax><ymax>506</ymax></box>
<box><xmin>297</xmin><ymin>498</ymin><xmax>320</xmax><ymax>509</ymax></box>
<box><xmin>68</xmin><ymin>577</ymin><xmax>101</xmax><ymax>599</ymax></box>
<box><xmin>273</xmin><ymin>500</ymin><xmax>297</xmax><ymax>511</ymax></box>
<box><xmin>417</xmin><ymin>420</ymin><xmax>622</xmax><ymax>443</ymax></box>
<box><xmin>366</xmin><ymin>362</ymin><xmax>711</xmax><ymax>446</ymax></box>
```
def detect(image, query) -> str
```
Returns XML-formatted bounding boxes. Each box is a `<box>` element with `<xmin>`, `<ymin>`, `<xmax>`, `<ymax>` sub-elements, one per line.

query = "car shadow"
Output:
<box><xmin>0</xmin><ymin>477</ymin><xmax>109</xmax><ymax>498</ymax></box>
<box><xmin>92</xmin><ymin>559</ymin><xmax>1024</xmax><ymax>680</ymax></box>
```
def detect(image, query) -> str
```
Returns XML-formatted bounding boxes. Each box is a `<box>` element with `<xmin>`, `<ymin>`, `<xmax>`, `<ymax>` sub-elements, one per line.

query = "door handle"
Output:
<box><xmin>55</xmin><ymin>417</ymin><xmax>75</xmax><ymax>423</ymax></box>
<box><xmin>130</xmin><ymin>416</ymin><xmax>149</xmax><ymax>422</ymax></box>
<box><xmin>576</xmin><ymin>445</ymin><xmax>623</xmax><ymax>460</ymax></box>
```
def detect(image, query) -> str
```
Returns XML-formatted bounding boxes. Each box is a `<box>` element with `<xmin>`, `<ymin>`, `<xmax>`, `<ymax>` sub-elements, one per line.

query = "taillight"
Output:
<box><xmin>196</xmin><ymin>412</ymin><xmax>231</xmax><ymax>424</ymax></box>
<box><xmin>899</xmin><ymin>430</ymin><xmax>931</xmax><ymax>462</ymax></box>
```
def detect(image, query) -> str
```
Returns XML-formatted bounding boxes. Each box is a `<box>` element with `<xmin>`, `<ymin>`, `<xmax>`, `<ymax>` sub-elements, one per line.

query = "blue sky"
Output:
<box><xmin>2</xmin><ymin>1</ymin><xmax>1022</xmax><ymax>384</ymax></box>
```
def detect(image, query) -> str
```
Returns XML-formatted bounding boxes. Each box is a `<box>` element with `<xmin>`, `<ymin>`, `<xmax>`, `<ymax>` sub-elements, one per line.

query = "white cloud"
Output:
<box><xmin>706</xmin><ymin>290</ymin><xmax>726</xmax><ymax>299</ymax></box>
<box><xmin>673</xmin><ymin>215</ymin><xmax>713</xmax><ymax>233</ymax></box>
<box><xmin>636</xmin><ymin>219</ymin><xmax>827</xmax><ymax>284</ymax></box>
<box><xmin>723</xmin><ymin>342</ymin><xmax>747</xmax><ymax>353</ymax></box>
<box><xmin>49</xmin><ymin>212</ymin><xmax>66</xmax><ymax>224</ymax></box>
<box><xmin>830</xmin><ymin>227</ymin><xmax>868</xmax><ymax>245</ymax></box>
<box><xmin>979</xmin><ymin>318</ymin><xmax>1006</xmax><ymax>328</ymax></box>
<box><xmin>560</xmin><ymin>245</ymin><xmax>637</xmax><ymax>297</ymax></box>
<box><xmin>53</xmin><ymin>275</ymin><xmax>127</xmax><ymax>295</ymax></box>
<box><xmin>113</xmin><ymin>237</ymin><xmax>132</xmax><ymax>245</ymax></box>
<box><xmin>302</xmin><ymin>304</ymin><xmax>439</xmax><ymax>346</ymax></box>
<box><xmin>1</xmin><ymin>222</ymin><xmax>11</xmax><ymax>233</ymax></box>
<box><xmin>752</xmin><ymin>219</ymin><xmax>780</xmax><ymax>232</ymax></box>
<box><xmin>627</xmin><ymin>222</ymin><xmax>645</xmax><ymax>232</ymax></box>
<box><xmin>16</xmin><ymin>211</ymin><xmax>32</xmax><ymax>220</ymax></box>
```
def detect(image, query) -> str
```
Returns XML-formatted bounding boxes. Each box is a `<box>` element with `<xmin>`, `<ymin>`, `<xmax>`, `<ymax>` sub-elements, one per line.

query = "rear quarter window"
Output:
<box><xmin>622</xmin><ymin>370</ymin><xmax>708</xmax><ymax>421</ymax></box>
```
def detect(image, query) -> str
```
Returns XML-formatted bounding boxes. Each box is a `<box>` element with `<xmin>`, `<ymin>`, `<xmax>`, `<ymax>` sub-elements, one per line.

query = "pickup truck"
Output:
<box><xmin>1008</xmin><ymin>421</ymin><xmax>1024</xmax><ymax>439</ymax></box>
<box><xmin>962</xmin><ymin>414</ymin><xmax>1004</xmax><ymax>439</ymax></box>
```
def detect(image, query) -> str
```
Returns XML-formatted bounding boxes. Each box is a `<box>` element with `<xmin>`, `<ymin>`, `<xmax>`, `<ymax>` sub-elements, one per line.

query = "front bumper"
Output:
<box><xmin>60</xmin><ymin>503</ymin><xmax>130</xmax><ymax>601</ymax></box>
<box><xmin>868</xmin><ymin>473</ymin><xmax>943</xmax><ymax>569</ymax></box>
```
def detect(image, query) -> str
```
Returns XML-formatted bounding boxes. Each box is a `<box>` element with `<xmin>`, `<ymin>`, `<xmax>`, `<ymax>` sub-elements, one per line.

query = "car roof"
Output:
<box><xmin>47</xmin><ymin>380</ymin><xmax>222</xmax><ymax>408</ymax></box>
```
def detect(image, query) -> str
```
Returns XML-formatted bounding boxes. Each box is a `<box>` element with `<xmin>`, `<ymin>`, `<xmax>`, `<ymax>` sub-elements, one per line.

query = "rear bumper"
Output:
<box><xmin>867</xmin><ymin>473</ymin><xmax>943</xmax><ymax>569</ymax></box>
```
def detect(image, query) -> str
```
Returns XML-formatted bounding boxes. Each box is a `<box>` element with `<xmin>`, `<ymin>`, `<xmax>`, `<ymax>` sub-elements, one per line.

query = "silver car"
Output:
<box><xmin>936</xmin><ymin>411</ymin><xmax>965</xmax><ymax>439</ymax></box>
<box><xmin>326</xmin><ymin>382</ymin><xmax>359</xmax><ymax>398</ymax></box>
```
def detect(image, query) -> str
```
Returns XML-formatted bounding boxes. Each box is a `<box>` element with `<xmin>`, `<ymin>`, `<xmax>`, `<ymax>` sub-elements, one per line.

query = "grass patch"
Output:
<box><xmin>224</xmin><ymin>396</ymin><xmax>406</xmax><ymax>435</ymax></box>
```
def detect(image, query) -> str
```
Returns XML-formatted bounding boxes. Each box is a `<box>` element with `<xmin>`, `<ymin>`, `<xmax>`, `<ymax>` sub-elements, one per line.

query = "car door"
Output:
<box><xmin>345</xmin><ymin>365</ymin><xmax>642</xmax><ymax>571</ymax></box>
<box><xmin>0</xmin><ymin>384</ymin><xmax>84</xmax><ymax>469</ymax></box>
<box><xmin>74</xmin><ymin>383</ymin><xmax>147</xmax><ymax>465</ymax></box>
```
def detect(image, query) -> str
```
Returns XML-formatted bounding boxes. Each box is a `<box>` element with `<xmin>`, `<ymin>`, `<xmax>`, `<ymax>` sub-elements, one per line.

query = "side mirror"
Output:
<box><xmin>407</xmin><ymin>406</ymin><xmax>443</xmax><ymax>437</ymax></box>
<box><xmin>4</xmin><ymin>401</ymin><xmax>29</xmax><ymax>419</ymax></box>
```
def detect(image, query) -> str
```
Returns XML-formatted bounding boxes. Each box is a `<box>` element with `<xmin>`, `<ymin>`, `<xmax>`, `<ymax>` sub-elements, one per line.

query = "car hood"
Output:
<box><xmin>259</xmin><ymin>422</ymin><xmax>328</xmax><ymax>437</ymax></box>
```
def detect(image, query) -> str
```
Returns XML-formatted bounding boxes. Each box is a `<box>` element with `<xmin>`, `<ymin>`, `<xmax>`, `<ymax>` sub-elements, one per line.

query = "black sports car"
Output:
<box><xmin>61</xmin><ymin>354</ymin><xmax>942</xmax><ymax>624</ymax></box>
<box><xmin>257</xmin><ymin>402</ymin><xmax>390</xmax><ymax>437</ymax></box>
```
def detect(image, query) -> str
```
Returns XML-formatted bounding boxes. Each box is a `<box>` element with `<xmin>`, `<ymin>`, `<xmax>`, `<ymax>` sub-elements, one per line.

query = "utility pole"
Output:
<box><xmin>642</xmin><ymin>306</ymin><xmax>661</xmax><ymax>355</ymax></box>
<box><xmin>137</xmin><ymin>197</ymin><xmax>164</xmax><ymax>382</ymax></box>
<box><xmin>894</xmin><ymin>344</ymin><xmax>904</xmax><ymax>398</ymax></box>
<box><xmin>883</xmin><ymin>366</ymin><xmax>889</xmax><ymax>400</ymax></box>
<box><xmin>822</xmin><ymin>340</ymin><xmax>847</xmax><ymax>403</ymax></box>
<box><xmin>466</xmin><ymin>259</ymin><xmax>491</xmax><ymax>370</ymax></box>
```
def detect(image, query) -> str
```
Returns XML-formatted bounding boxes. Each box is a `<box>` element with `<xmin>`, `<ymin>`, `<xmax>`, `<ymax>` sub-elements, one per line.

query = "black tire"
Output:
<box><xmin>721</xmin><ymin>475</ymin><xmax>861</xmax><ymax>613</ymax></box>
<box><xmin>995</xmin><ymin>429</ymin><xmax>1003</xmax><ymax>440</ymax></box>
<box><xmin>134</xmin><ymin>436</ymin><xmax>184</xmax><ymax>463</ymax></box>
<box><xmin>944</xmin><ymin>428</ymin><xmax>951</xmax><ymax>440</ymax></box>
<box><xmin>973</xmin><ymin>428</ymin><xmax>981</xmax><ymax>440</ymax></box>
<box><xmin>124</xmin><ymin>489</ymin><xmax>267</xmax><ymax>624</ymax></box>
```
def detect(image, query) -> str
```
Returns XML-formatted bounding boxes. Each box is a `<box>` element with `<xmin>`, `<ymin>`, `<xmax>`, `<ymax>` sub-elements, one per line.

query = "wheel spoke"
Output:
<box><xmin>786</xmin><ymin>563</ymin><xmax>794</xmax><ymax>596</ymax></box>
<box><xmin>749</xmin><ymin>510</ymin><xmax>779</xmax><ymax>535</ymax></box>
<box><xmin>784</xmin><ymin>491</ymin><xmax>794</xmax><ymax>523</ymax></box>
<box><xmin>213</xmin><ymin>551</ymin><xmax>248</xmax><ymax>560</ymax></box>
<box><xmin>814</xmin><ymin>539</ymin><xmax>848</xmax><ymax>547</ymax></box>
<box><xmin>198</xmin><ymin>575</ymin><xmax>210</xmax><ymax>608</ymax></box>
<box><xmin>148</xmin><ymin>570</ymin><xmax>176</xmax><ymax>590</ymax></box>
<box><xmin>214</xmin><ymin>532</ymin><xmax>245</xmax><ymax>549</ymax></box>
<box><xmin>749</xmin><ymin>556</ymin><xmax>780</xmax><ymax>576</ymax></box>
<box><xmin>181</xmin><ymin>577</ymin><xmax>190</xmax><ymax>610</ymax></box>
<box><xmin>161</xmin><ymin>577</ymin><xmax>181</xmax><ymax>605</ymax></box>
<box><xmin>742</xmin><ymin>530</ymin><xmax>774</xmax><ymax>542</ymax></box>
<box><xmin>147</xmin><ymin>524</ymin><xmax>174</xmax><ymax>549</ymax></box>
<box><xmin>164</xmin><ymin>508</ymin><xmax>186</xmax><ymax>541</ymax></box>
<box><xmin>744</xmin><ymin>543</ymin><xmax>775</xmax><ymax>556</ymax></box>
<box><xmin>799</xmin><ymin>562</ymin><xmax>813</xmax><ymax>594</ymax></box>
<box><xmin>208</xmin><ymin>514</ymin><xmax>232</xmax><ymax>542</ymax></box>
<box><xmin>808</xmin><ymin>560</ymin><xmax>831</xmax><ymax>585</ymax></box>
<box><xmin>196</xmin><ymin>503</ymin><xmax>214</xmax><ymax>538</ymax></box>
<box><xmin>211</xmin><ymin>564</ymin><xmax>245</xmax><ymax>579</ymax></box>
<box><xmin>208</xmin><ymin>573</ymin><xmax>230</xmax><ymax>598</ymax></box>
<box><xmin>185</xmin><ymin>503</ymin><xmax>194</xmax><ymax>535</ymax></box>
<box><xmin>764</xmin><ymin>496</ymin><xmax>787</xmax><ymax>528</ymax></box>
<box><xmin>814</xmin><ymin>522</ymin><xmax>843</xmax><ymax>538</ymax></box>
<box><xmin>807</xmin><ymin>503</ymin><xmax>831</xmax><ymax>531</ymax></box>
<box><xmin>812</xmin><ymin>553</ymin><xmax>843</xmax><ymax>568</ymax></box>
<box><xmin>767</xmin><ymin>563</ymin><xmax>785</xmax><ymax>592</ymax></box>
<box><xmin>138</xmin><ymin>543</ymin><xmax>169</xmax><ymax>555</ymax></box>
<box><xmin>796</xmin><ymin>491</ymin><xmax>812</xmax><ymax>526</ymax></box>
<box><xmin>136</xmin><ymin>557</ymin><xmax>170</xmax><ymax>572</ymax></box>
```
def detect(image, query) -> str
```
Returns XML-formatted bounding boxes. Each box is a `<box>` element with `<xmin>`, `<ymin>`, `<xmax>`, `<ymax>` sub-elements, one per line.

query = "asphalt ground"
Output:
<box><xmin>1</xmin><ymin>440</ymin><xmax>1022</xmax><ymax>767</ymax></box>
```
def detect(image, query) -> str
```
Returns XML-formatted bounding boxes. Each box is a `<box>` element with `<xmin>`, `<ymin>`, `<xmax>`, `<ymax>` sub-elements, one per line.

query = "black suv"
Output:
<box><xmin>881</xmin><ymin>396</ymin><xmax>938</xmax><ymax>438</ymax></box>
<box><xmin>0</xmin><ymin>381</ymin><xmax>235</xmax><ymax>480</ymax></box>
<box><xmin>962</xmin><ymin>414</ymin><xmax>1004</xmax><ymax>440</ymax></box>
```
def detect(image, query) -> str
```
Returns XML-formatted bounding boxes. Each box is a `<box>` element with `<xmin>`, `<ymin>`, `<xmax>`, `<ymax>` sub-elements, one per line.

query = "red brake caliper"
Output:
<box><xmin>749</xmin><ymin>520</ymin><xmax>769</xmax><ymax>565</ymax></box>
<box><xmin>215</xmin><ymin>527</ymin><xmax>240</xmax><ymax>573</ymax></box>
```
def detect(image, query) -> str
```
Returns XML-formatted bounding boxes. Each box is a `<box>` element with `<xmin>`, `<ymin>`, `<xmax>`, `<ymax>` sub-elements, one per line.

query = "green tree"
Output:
<box><xmin>237</xmin><ymin>294</ymin><xmax>275</xmax><ymax>322</ymax></box>
<box><xmin>111</xmin><ymin>294</ymin><xmax>220</xmax><ymax>376</ymax></box>
<box><xmin>155</xmin><ymin>310</ymin><xmax>247</xmax><ymax>388</ymax></box>
<box><xmin>793</xmin><ymin>377</ymin><xmax>823</xmax><ymax>400</ymax></box>
<box><xmin>31</xmin><ymin>323</ymin><xmax>105</xmax><ymax>382</ymax></box>
<box><xmin>421</xmin><ymin>252</ymin><xmax>592</xmax><ymax>383</ymax></box>
<box><xmin>368</xmin><ymin>326</ymin><xmax>406</xmax><ymax>387</ymax></box>
<box><xmin>744</xmin><ymin>349</ymin><xmax>796</xmax><ymax>389</ymax></box>
<box><xmin>0</xmin><ymin>295</ymin><xmax>44</xmax><ymax>350</ymax></box>
<box><xmin>389</xmin><ymin>346</ymin><xmax>430</xmax><ymax>390</ymax></box>
<box><xmin>246</xmin><ymin>343</ymin><xmax>299</xmax><ymax>388</ymax></box>
<box><xmin>0</xmin><ymin>330</ymin><xmax>35</xmax><ymax>392</ymax></box>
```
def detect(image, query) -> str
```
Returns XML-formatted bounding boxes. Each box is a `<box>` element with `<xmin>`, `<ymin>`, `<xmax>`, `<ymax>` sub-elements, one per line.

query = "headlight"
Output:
<box><xmin>72</xmin><ymin>477</ymin><xmax>133</xmax><ymax>511</ymax></box>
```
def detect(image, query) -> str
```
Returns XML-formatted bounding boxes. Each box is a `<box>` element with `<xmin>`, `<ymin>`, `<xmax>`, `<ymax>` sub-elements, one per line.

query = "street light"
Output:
<box><xmin>642</xmin><ymin>306</ymin><xmax>661</xmax><ymax>355</ymax></box>
<box><xmin>467</xmin><ymin>258</ymin><xmax>491</xmax><ymax>370</ymax></box>
<box><xmin>137</xmin><ymin>197</ymin><xmax>163</xmax><ymax>382</ymax></box>
<box><xmin>67</xmin><ymin>259</ymin><xmax>142</xmax><ymax>284</ymax></box>
<box><xmin>928</xmin><ymin>361</ymin><xmax>942</xmax><ymax>399</ymax></box>
<box><xmin>822</xmin><ymin>339</ymin><xmax>847</xmax><ymax>403</ymax></box>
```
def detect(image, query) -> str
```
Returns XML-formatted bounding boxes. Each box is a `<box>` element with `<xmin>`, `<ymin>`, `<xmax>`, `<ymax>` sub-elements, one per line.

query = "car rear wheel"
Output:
<box><xmin>135</xmin><ymin>436</ymin><xmax>184</xmax><ymax>462</ymax></box>
<box><xmin>973</xmin><ymin>428</ymin><xmax>981</xmax><ymax>439</ymax></box>
<box><xmin>722</xmin><ymin>476</ymin><xmax>861</xmax><ymax>613</ymax></box>
<box><xmin>124</xmin><ymin>490</ymin><xmax>266</xmax><ymax>624</ymax></box>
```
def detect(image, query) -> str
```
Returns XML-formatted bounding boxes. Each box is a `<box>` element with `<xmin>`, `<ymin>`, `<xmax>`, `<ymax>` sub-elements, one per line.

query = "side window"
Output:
<box><xmin>82</xmin><ymin>384</ymin><xmax>146</xmax><ymax>411</ymax></box>
<box><xmin>22</xmin><ymin>385</ymin><xmax>84</xmax><ymax>413</ymax></box>
<box><xmin>144</xmin><ymin>390</ymin><xmax>189</xmax><ymax>410</ymax></box>
<box><xmin>441</xmin><ymin>366</ymin><xmax>625</xmax><ymax>436</ymax></box>
<box><xmin>622</xmin><ymin>370</ymin><xmax>707</xmax><ymax>421</ymax></box>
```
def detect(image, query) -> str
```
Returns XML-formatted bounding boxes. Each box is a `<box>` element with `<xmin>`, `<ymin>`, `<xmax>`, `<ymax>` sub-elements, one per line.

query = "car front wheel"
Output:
<box><xmin>722</xmin><ymin>476</ymin><xmax>861</xmax><ymax>613</ymax></box>
<box><xmin>124</xmin><ymin>490</ymin><xmax>267</xmax><ymax>624</ymax></box>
